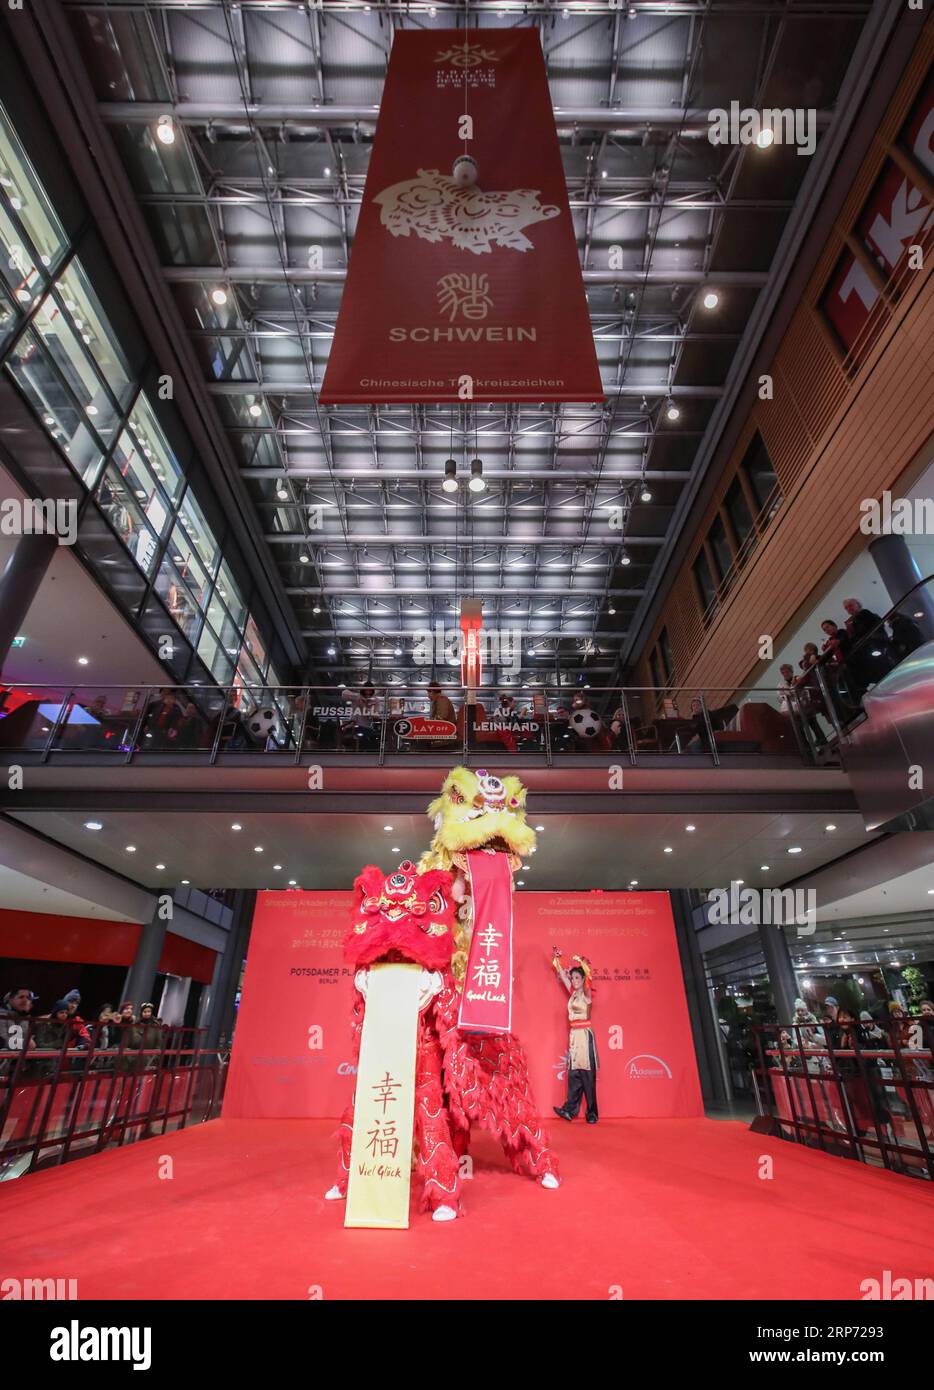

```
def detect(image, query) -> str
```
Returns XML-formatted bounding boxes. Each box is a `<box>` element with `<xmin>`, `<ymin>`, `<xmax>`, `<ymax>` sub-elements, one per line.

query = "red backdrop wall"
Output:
<box><xmin>0</xmin><ymin>910</ymin><xmax>216</xmax><ymax>984</ymax></box>
<box><xmin>224</xmin><ymin>889</ymin><xmax>703</xmax><ymax>1119</ymax></box>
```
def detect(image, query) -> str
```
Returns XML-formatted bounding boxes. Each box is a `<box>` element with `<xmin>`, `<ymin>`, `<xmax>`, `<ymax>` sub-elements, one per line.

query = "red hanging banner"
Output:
<box><xmin>320</xmin><ymin>28</ymin><xmax>603</xmax><ymax>404</ymax></box>
<box><xmin>458</xmin><ymin>851</ymin><xmax>514</xmax><ymax>1035</ymax></box>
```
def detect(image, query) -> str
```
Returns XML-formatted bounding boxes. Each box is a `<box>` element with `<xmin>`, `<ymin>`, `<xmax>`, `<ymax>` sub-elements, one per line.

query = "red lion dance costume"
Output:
<box><xmin>327</xmin><ymin>767</ymin><xmax>559</xmax><ymax>1222</ymax></box>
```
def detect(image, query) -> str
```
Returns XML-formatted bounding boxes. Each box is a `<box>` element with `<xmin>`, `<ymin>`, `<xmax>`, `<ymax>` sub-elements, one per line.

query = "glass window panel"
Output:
<box><xmin>167</xmin><ymin>516</ymin><xmax>212</xmax><ymax>613</ymax></box>
<box><xmin>0</xmin><ymin>104</ymin><xmax>67</xmax><ymax>270</ymax></box>
<box><xmin>204</xmin><ymin>594</ymin><xmax>241</xmax><ymax>655</ymax></box>
<box><xmin>176</xmin><ymin>487</ymin><xmax>221</xmax><ymax>578</ymax></box>
<box><xmin>215</xmin><ymin>560</ymin><xmax>247</xmax><ymax>628</ymax></box>
<box><xmin>30</xmin><ymin>292</ymin><xmax>120</xmax><ymax>439</ymax></box>
<box><xmin>5</xmin><ymin>331</ymin><xmax>103</xmax><ymax>487</ymax></box>
<box><xmin>236</xmin><ymin>648</ymin><xmax>263</xmax><ymax>693</ymax></box>
<box><xmin>0</xmin><ymin>201</ymin><xmax>47</xmax><ymax>304</ymax></box>
<box><xmin>725</xmin><ymin>478</ymin><xmax>754</xmax><ymax>549</ymax></box>
<box><xmin>112</xmin><ymin>427</ymin><xmax>172</xmax><ymax>550</ymax></box>
<box><xmin>708</xmin><ymin>515</ymin><xmax>733</xmax><ymax>583</ymax></box>
<box><xmin>127</xmin><ymin>394</ymin><xmax>184</xmax><ymax>504</ymax></box>
<box><xmin>155</xmin><ymin>555</ymin><xmax>202</xmax><ymax>645</ymax></box>
<box><xmin>0</xmin><ymin>282</ymin><xmax>16</xmax><ymax>350</ymax></box>
<box><xmin>96</xmin><ymin>464</ymin><xmax>160</xmax><ymax>577</ymax></box>
<box><xmin>197</xmin><ymin>624</ymin><xmax>235</xmax><ymax>684</ymax></box>
<box><xmin>242</xmin><ymin>615</ymin><xmax>267</xmax><ymax>675</ymax></box>
<box><xmin>742</xmin><ymin>433</ymin><xmax>782</xmax><ymax>516</ymax></box>
<box><xmin>52</xmin><ymin>258</ymin><xmax>134</xmax><ymax>407</ymax></box>
<box><xmin>693</xmin><ymin>549</ymin><xmax>717</xmax><ymax>614</ymax></box>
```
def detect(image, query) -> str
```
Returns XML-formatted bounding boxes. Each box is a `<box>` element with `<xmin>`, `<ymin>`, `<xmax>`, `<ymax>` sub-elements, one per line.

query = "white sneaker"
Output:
<box><xmin>432</xmin><ymin>1204</ymin><xmax>457</xmax><ymax>1222</ymax></box>
<box><xmin>540</xmin><ymin>1172</ymin><xmax>560</xmax><ymax>1189</ymax></box>
<box><xmin>324</xmin><ymin>1185</ymin><xmax>344</xmax><ymax>1201</ymax></box>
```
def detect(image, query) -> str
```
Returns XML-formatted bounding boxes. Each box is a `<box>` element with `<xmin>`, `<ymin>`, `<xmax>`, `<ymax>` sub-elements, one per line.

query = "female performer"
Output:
<box><xmin>552</xmin><ymin>948</ymin><xmax>598</xmax><ymax>1124</ymax></box>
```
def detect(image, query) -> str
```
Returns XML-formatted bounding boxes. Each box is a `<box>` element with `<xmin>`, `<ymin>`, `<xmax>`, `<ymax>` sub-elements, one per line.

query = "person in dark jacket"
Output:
<box><xmin>129</xmin><ymin>1003</ymin><xmax>163</xmax><ymax>1068</ymax></box>
<box><xmin>842</xmin><ymin>598</ymin><xmax>893</xmax><ymax>694</ymax></box>
<box><xmin>63</xmin><ymin>989</ymin><xmax>92</xmax><ymax>1048</ymax></box>
<box><xmin>888</xmin><ymin>611</ymin><xmax>924</xmax><ymax>662</ymax></box>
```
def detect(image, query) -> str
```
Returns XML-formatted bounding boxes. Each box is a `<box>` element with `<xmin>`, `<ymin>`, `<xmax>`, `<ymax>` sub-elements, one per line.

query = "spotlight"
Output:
<box><xmin>277</xmin><ymin>486</ymin><xmax>288</xmax><ymax>500</ymax></box>
<box><xmin>665</xmin><ymin>399</ymin><xmax>680</xmax><ymax>421</ymax></box>
<box><xmin>156</xmin><ymin>115</ymin><xmax>176</xmax><ymax>145</ymax></box>
<box><xmin>442</xmin><ymin>459</ymin><xmax>458</xmax><ymax>493</ymax></box>
<box><xmin>608</xmin><ymin>605</ymin><xmax>616</xmax><ymax>615</ymax></box>
<box><xmin>299</xmin><ymin>551</ymin><xmax>310</xmax><ymax>564</ymax></box>
<box><xmin>640</xmin><ymin>487</ymin><xmax>652</xmax><ymax>503</ymax></box>
<box><xmin>323</xmin><ymin>165</ymin><xmax>332</xmax><ymax>177</ymax></box>
<box><xmin>211</xmin><ymin>287</ymin><xmax>228</xmax><ymax>306</ymax></box>
<box><xmin>249</xmin><ymin>402</ymin><xmax>262</xmax><ymax>418</ymax></box>
<box><xmin>702</xmin><ymin>290</ymin><xmax>719</xmax><ymax>310</ymax></box>
<box><xmin>84</xmin><ymin>821</ymin><xmax>103</xmax><ymax>831</ymax></box>
<box><xmin>468</xmin><ymin>458</ymin><xmax>486</xmax><ymax>493</ymax></box>
<box><xmin>312</xmin><ymin>604</ymin><xmax>321</xmax><ymax>614</ymax></box>
<box><xmin>77</xmin><ymin>656</ymin><xmax>89</xmax><ymax>666</ymax></box>
<box><xmin>620</xmin><ymin>553</ymin><xmax>631</xmax><ymax>566</ymax></box>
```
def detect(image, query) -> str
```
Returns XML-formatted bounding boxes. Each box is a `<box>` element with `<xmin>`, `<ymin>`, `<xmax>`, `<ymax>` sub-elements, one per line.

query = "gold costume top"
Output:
<box><xmin>567</xmin><ymin>987</ymin><xmax>598</xmax><ymax>1071</ymax></box>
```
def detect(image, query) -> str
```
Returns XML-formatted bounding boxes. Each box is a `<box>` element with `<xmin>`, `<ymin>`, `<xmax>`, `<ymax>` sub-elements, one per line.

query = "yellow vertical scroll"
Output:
<box><xmin>344</xmin><ymin>961</ymin><xmax>421</xmax><ymax>1229</ymax></box>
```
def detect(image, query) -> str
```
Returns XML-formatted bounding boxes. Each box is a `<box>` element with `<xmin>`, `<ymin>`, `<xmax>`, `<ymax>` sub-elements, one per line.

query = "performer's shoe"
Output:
<box><xmin>540</xmin><ymin>1172</ymin><xmax>560</xmax><ymax>1189</ymax></box>
<box><xmin>553</xmin><ymin>1106</ymin><xmax>574</xmax><ymax>1122</ymax></box>
<box><xmin>586</xmin><ymin>1114</ymin><xmax>598</xmax><ymax>1124</ymax></box>
<box><xmin>324</xmin><ymin>1185</ymin><xmax>345</xmax><ymax>1201</ymax></box>
<box><xmin>432</xmin><ymin>1204</ymin><xmax>457</xmax><ymax>1222</ymax></box>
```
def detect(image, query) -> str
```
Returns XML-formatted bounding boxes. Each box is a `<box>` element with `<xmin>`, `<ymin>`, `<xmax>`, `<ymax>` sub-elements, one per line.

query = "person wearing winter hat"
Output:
<box><xmin>61</xmin><ymin>989</ymin><xmax>91</xmax><ymax>1049</ymax></box>
<box><xmin>0</xmin><ymin>987</ymin><xmax>37</xmax><ymax>1050</ymax></box>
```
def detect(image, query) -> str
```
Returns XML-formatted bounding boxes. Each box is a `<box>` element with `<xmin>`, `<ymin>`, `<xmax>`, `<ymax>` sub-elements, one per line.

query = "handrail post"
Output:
<box><xmin>125</xmin><ymin>689</ymin><xmax>151</xmax><ymax>765</ymax></box>
<box><xmin>542</xmin><ymin>695</ymin><xmax>552</xmax><ymax>766</ymax></box>
<box><xmin>41</xmin><ymin>689</ymin><xmax>73</xmax><ymax>763</ymax></box>
<box><xmin>620</xmin><ymin>689</ymin><xmax>636</xmax><ymax>765</ymax></box>
<box><xmin>293</xmin><ymin>686</ymin><xmax>310</xmax><ymax>766</ymax></box>
<box><xmin>814</xmin><ymin>663</ymin><xmax>844</xmax><ymax>740</ymax></box>
<box><xmin>699</xmin><ymin>694</ymin><xmax>720</xmax><ymax>766</ymax></box>
<box><xmin>209</xmin><ymin>687</ymin><xmax>231</xmax><ymax>764</ymax></box>
<box><xmin>378</xmin><ymin>689</ymin><xmax>388</xmax><ymax>766</ymax></box>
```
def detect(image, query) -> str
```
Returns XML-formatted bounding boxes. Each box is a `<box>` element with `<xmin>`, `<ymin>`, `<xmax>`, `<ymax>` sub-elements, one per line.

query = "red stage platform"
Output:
<box><xmin>3</xmin><ymin>1118</ymin><xmax>932</xmax><ymax>1300</ymax></box>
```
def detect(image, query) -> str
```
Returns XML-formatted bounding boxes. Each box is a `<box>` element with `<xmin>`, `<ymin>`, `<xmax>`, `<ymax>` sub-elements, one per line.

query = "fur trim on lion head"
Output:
<box><xmin>419</xmin><ymin>766</ymin><xmax>537</xmax><ymax>871</ymax></box>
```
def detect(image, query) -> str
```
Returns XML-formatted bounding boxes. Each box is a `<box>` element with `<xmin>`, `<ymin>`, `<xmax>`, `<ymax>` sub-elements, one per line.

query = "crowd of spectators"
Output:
<box><xmin>0</xmin><ymin>987</ymin><xmax>172</xmax><ymax>1076</ymax></box>
<box><xmin>777</xmin><ymin>595</ymin><xmax>924</xmax><ymax>744</ymax></box>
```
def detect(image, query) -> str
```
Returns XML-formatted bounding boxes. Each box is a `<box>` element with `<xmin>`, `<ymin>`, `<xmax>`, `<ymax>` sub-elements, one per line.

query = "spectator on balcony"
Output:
<box><xmin>795</xmin><ymin>645</ymin><xmax>829</xmax><ymax>747</ymax></box>
<box><xmin>888</xmin><ymin>610</ymin><xmax>924</xmax><ymax>662</ymax></box>
<box><xmin>172</xmin><ymin>701</ymin><xmax>204</xmax><ymax>749</ymax></box>
<box><xmin>0</xmin><ymin>987</ymin><xmax>37</xmax><ymax>1050</ymax></box>
<box><xmin>130</xmin><ymin>1003</ymin><xmax>163</xmax><ymax>1068</ymax></box>
<box><xmin>819</xmin><ymin>619</ymin><xmax>850</xmax><ymax>665</ymax></box>
<box><xmin>63</xmin><ymin>989</ymin><xmax>91</xmax><ymax>1048</ymax></box>
<box><xmin>33</xmin><ymin>1001</ymin><xmax>72</xmax><ymax>1068</ymax></box>
<box><xmin>777</xmin><ymin>664</ymin><xmax>798</xmax><ymax>715</ymax></box>
<box><xmin>350</xmin><ymin>686</ymin><xmax>380</xmax><ymax>750</ymax></box>
<box><xmin>143</xmin><ymin>690</ymin><xmax>182</xmax><ymax>749</ymax></box>
<box><xmin>842</xmin><ymin>598</ymin><xmax>893</xmax><ymax>693</ymax></box>
<box><xmin>427</xmin><ymin>680</ymin><xmax>456</xmax><ymax>724</ymax></box>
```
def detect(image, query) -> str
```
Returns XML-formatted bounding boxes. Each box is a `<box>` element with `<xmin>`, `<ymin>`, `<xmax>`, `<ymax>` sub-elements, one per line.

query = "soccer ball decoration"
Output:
<box><xmin>452</xmin><ymin>155</ymin><xmax>478</xmax><ymax>188</ymax></box>
<box><xmin>569</xmin><ymin>707</ymin><xmax>603</xmax><ymax>740</ymax></box>
<box><xmin>248</xmin><ymin>707</ymin><xmax>277</xmax><ymax>743</ymax></box>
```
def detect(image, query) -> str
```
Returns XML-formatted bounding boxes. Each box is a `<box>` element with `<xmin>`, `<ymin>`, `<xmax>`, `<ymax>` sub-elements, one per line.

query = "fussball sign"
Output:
<box><xmin>320</xmin><ymin>28</ymin><xmax>603</xmax><ymax>404</ymax></box>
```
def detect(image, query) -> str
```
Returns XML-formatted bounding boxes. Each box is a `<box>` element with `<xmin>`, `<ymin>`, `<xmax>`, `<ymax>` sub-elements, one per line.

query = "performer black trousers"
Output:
<box><xmin>564</xmin><ymin>1033</ymin><xmax>598</xmax><ymax>1120</ymax></box>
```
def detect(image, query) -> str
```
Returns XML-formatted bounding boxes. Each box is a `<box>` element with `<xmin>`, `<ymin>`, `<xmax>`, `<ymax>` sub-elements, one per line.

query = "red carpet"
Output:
<box><xmin>3</xmin><ymin>1117</ymin><xmax>932</xmax><ymax>1300</ymax></box>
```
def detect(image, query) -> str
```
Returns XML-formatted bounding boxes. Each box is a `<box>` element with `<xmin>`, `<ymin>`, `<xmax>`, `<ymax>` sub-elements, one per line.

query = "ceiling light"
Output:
<box><xmin>249</xmin><ymin>402</ymin><xmax>262</xmax><ymax>418</ymax></box>
<box><xmin>665</xmin><ymin>400</ymin><xmax>680</xmax><ymax>421</ymax></box>
<box><xmin>288</xmin><ymin>879</ymin><xmax>297</xmax><ymax>886</ymax></box>
<box><xmin>442</xmin><ymin>458</ymin><xmax>458</xmax><ymax>493</ymax></box>
<box><xmin>327</xmin><ymin>645</ymin><xmax>336</xmax><ymax>655</ymax></box>
<box><xmin>825</xmin><ymin>823</ymin><xmax>837</xmax><ymax>832</ymax></box>
<box><xmin>231</xmin><ymin>823</ymin><xmax>242</xmax><ymax>831</ymax></box>
<box><xmin>126</xmin><ymin>845</ymin><xmax>136</xmax><ymax>853</ymax></box>
<box><xmin>156</xmin><ymin>115</ymin><xmax>176</xmax><ymax>145</ymax></box>
<box><xmin>211</xmin><ymin>287</ymin><xmax>228</xmax><ymax>306</ymax></box>
<box><xmin>608</xmin><ymin>605</ymin><xmax>616</xmax><ymax>614</ymax></box>
<box><xmin>277</xmin><ymin>486</ymin><xmax>289</xmax><ymax>500</ymax></box>
<box><xmin>640</xmin><ymin>487</ymin><xmax>653</xmax><ymax>502</ymax></box>
<box><xmin>535</xmin><ymin>825</ymin><xmax>544</xmax><ymax>832</ymax></box>
<box><xmin>156</xmin><ymin>862</ymin><xmax>166</xmax><ymax>870</ymax></box>
<box><xmin>181</xmin><ymin>879</ymin><xmax>190</xmax><ymax>885</ymax></box>
<box><xmin>761</xmin><ymin>864</ymin><xmax>770</xmax><ymax>871</ymax></box>
<box><xmin>517</xmin><ymin>880</ymin><xmax>525</xmax><ymax>886</ymax></box>
<box><xmin>394</xmin><ymin>646</ymin><xmax>402</xmax><ymax>656</ymax></box>
<box><xmin>620</xmin><ymin>553</ymin><xmax>631</xmax><ymax>566</ymax></box>
<box><xmin>756</xmin><ymin>127</ymin><xmax>775</xmax><ymax>149</ymax></box>
<box><xmin>254</xmin><ymin>846</ymin><xmax>264</xmax><ymax>853</ymax></box>
<box><xmin>391</xmin><ymin>847</ymin><xmax>400</xmax><ymax>853</ymax></box>
<box><xmin>323</xmin><ymin>165</ymin><xmax>332</xmax><ymax>177</ymax></box>
<box><xmin>84</xmin><ymin>821</ymin><xmax>103</xmax><ymax>831</ymax></box>
<box><xmin>685</xmin><ymin>824</ymin><xmax>696</xmax><ymax>832</ymax></box>
<box><xmin>273</xmin><ymin>864</ymin><xmax>282</xmax><ymax>870</ymax></box>
<box><xmin>629</xmin><ymin>879</ymin><xmax>638</xmax><ymax>886</ymax></box>
<box><xmin>702</xmin><ymin>290</ymin><xmax>719</xmax><ymax>310</ymax></box>
<box><xmin>299</xmin><ymin>551</ymin><xmax>310</xmax><ymax>564</ymax></box>
<box><xmin>313</xmin><ymin>604</ymin><xmax>321</xmax><ymax>614</ymax></box>
<box><xmin>663</xmin><ymin>846</ymin><xmax>673</xmax><ymax>854</ymax></box>
<box><xmin>77</xmin><ymin>656</ymin><xmax>89</xmax><ymax>665</ymax></box>
<box><xmin>384</xmin><ymin>825</ymin><xmax>394</xmax><ymax>831</ymax></box>
<box><xmin>788</xmin><ymin>846</ymin><xmax>802</xmax><ymax>854</ymax></box>
<box><xmin>469</xmin><ymin>458</ymin><xmax>486</xmax><ymax>493</ymax></box>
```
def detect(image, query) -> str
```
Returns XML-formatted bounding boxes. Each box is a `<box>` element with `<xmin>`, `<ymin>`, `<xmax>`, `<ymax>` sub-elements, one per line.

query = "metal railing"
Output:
<box><xmin>752</xmin><ymin>1015</ymin><xmax>934</xmax><ymax>1182</ymax></box>
<box><xmin>0</xmin><ymin>681</ymin><xmax>831</xmax><ymax>767</ymax></box>
<box><xmin>0</xmin><ymin>1021</ymin><xmax>227</xmax><ymax>1179</ymax></box>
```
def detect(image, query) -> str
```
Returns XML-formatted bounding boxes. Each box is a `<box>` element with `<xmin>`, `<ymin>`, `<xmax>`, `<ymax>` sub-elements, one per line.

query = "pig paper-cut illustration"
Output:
<box><xmin>374</xmin><ymin>169</ymin><xmax>560</xmax><ymax>254</ymax></box>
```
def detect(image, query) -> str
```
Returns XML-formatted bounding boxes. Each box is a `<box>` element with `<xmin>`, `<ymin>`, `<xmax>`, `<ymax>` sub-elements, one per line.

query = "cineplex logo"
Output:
<box><xmin>707</xmin><ymin>103</ymin><xmax>817</xmax><ymax>156</ymax></box>
<box><xmin>49</xmin><ymin>1320</ymin><xmax>151</xmax><ymax>1370</ymax></box>
<box><xmin>707</xmin><ymin>882</ymin><xmax>817</xmax><ymax>936</ymax></box>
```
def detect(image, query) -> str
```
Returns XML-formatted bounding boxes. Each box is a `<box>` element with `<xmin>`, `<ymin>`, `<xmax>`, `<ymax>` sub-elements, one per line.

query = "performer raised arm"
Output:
<box><xmin>552</xmin><ymin>951</ymin><xmax>599</xmax><ymax>1125</ymax></box>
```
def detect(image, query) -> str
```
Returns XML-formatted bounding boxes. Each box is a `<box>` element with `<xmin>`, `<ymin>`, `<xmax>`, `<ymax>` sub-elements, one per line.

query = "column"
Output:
<box><xmin>0</xmin><ymin>533</ymin><xmax>58</xmax><ymax>674</ymax></box>
<box><xmin>204</xmin><ymin>890</ymin><xmax>256</xmax><ymax>1048</ymax></box>
<box><xmin>758</xmin><ymin>920</ymin><xmax>798</xmax><ymax>1024</ymax></box>
<box><xmin>669</xmin><ymin>890</ymin><xmax>729</xmax><ymax>1107</ymax></box>
<box><xmin>123</xmin><ymin>898</ymin><xmax>171</xmax><ymax>1010</ymax></box>
<box><xmin>868</xmin><ymin>533</ymin><xmax>934</xmax><ymax>640</ymax></box>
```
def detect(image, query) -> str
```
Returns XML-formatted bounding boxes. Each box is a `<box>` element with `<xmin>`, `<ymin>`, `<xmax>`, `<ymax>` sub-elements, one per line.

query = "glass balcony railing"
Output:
<box><xmin>0</xmin><ymin>681</ymin><xmax>835</xmax><ymax>767</ymax></box>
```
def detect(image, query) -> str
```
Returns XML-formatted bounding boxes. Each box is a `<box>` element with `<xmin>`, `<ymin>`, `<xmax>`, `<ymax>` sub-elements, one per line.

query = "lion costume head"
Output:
<box><xmin>344</xmin><ymin>860</ymin><xmax>455</xmax><ymax>973</ymax></box>
<box><xmin>420</xmin><ymin>766</ymin><xmax>537</xmax><ymax>872</ymax></box>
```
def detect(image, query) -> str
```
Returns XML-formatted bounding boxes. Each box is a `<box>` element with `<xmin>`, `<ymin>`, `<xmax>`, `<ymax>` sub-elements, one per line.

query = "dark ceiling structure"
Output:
<box><xmin>64</xmin><ymin>0</ymin><xmax>876</xmax><ymax>689</ymax></box>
